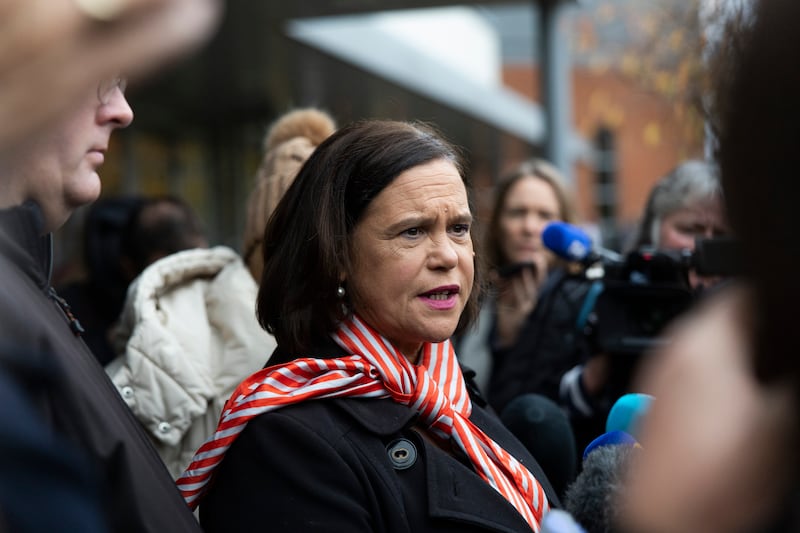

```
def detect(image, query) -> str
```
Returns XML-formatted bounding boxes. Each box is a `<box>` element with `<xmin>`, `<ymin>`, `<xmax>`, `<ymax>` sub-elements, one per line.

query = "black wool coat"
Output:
<box><xmin>0</xmin><ymin>203</ymin><xmax>201</xmax><ymax>533</ymax></box>
<box><xmin>199</xmin><ymin>343</ymin><xmax>560</xmax><ymax>533</ymax></box>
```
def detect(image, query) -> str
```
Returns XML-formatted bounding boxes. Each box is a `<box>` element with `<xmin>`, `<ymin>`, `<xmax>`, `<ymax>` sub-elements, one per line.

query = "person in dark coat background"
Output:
<box><xmin>56</xmin><ymin>195</ymin><xmax>145</xmax><ymax>366</ymax></box>
<box><xmin>179</xmin><ymin>119</ymin><xmax>561</xmax><ymax>532</ymax></box>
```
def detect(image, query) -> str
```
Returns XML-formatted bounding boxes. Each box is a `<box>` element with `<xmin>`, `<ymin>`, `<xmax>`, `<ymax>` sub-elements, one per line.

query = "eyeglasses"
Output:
<box><xmin>97</xmin><ymin>76</ymin><xmax>127</xmax><ymax>105</ymax></box>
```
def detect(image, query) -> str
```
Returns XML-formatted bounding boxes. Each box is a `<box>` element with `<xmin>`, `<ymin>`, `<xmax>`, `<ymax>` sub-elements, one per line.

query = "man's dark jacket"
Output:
<box><xmin>200</xmin><ymin>342</ymin><xmax>560</xmax><ymax>532</ymax></box>
<box><xmin>0</xmin><ymin>203</ymin><xmax>200</xmax><ymax>532</ymax></box>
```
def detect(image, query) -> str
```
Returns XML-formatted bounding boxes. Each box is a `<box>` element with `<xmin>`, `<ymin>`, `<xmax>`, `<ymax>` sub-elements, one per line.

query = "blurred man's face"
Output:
<box><xmin>1</xmin><ymin>78</ymin><xmax>133</xmax><ymax>233</ymax></box>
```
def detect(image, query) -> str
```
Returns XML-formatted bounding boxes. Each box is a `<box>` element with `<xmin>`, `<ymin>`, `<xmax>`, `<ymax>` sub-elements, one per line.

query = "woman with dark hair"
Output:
<box><xmin>178</xmin><ymin>119</ymin><xmax>559</xmax><ymax>532</ymax></box>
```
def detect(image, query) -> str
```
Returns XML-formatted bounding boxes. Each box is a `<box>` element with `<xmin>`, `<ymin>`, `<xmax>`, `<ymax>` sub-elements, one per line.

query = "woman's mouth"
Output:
<box><xmin>420</xmin><ymin>286</ymin><xmax>460</xmax><ymax>310</ymax></box>
<box><xmin>428</xmin><ymin>292</ymin><xmax>451</xmax><ymax>301</ymax></box>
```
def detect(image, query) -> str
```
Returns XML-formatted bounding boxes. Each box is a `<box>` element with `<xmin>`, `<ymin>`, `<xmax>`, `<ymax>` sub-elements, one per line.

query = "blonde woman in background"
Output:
<box><xmin>455</xmin><ymin>159</ymin><xmax>582</xmax><ymax>499</ymax></box>
<box><xmin>456</xmin><ymin>158</ymin><xmax>576</xmax><ymax>396</ymax></box>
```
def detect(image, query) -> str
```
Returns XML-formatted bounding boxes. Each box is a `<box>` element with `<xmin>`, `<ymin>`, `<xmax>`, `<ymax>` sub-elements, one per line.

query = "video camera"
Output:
<box><xmin>542</xmin><ymin>222</ymin><xmax>742</xmax><ymax>360</ymax></box>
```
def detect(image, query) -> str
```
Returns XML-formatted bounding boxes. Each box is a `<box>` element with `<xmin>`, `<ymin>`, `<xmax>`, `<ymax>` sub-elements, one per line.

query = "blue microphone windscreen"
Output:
<box><xmin>605</xmin><ymin>393</ymin><xmax>654</xmax><ymax>437</ymax></box>
<box><xmin>583</xmin><ymin>430</ymin><xmax>639</xmax><ymax>460</ymax></box>
<box><xmin>542</xmin><ymin>222</ymin><xmax>593</xmax><ymax>261</ymax></box>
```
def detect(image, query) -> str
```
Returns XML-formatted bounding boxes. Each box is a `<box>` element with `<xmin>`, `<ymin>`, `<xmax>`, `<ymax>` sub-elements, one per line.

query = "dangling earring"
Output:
<box><xmin>336</xmin><ymin>284</ymin><xmax>348</xmax><ymax>317</ymax></box>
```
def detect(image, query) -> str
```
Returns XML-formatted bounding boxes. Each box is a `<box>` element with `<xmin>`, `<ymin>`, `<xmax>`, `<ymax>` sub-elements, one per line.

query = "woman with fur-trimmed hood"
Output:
<box><xmin>243</xmin><ymin>108</ymin><xmax>337</xmax><ymax>281</ymax></box>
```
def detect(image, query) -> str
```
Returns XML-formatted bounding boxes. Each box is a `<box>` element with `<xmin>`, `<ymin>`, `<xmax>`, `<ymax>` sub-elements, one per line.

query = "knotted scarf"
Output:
<box><xmin>177</xmin><ymin>315</ymin><xmax>549</xmax><ymax>530</ymax></box>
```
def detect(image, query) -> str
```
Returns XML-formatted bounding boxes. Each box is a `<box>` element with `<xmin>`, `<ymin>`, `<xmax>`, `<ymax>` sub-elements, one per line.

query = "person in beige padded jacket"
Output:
<box><xmin>108</xmin><ymin>244</ymin><xmax>275</xmax><ymax>478</ymax></box>
<box><xmin>108</xmin><ymin>108</ymin><xmax>336</xmax><ymax>478</ymax></box>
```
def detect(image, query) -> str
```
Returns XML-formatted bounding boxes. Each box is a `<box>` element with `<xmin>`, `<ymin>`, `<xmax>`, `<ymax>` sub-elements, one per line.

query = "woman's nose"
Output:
<box><xmin>429</xmin><ymin>237</ymin><xmax>459</xmax><ymax>269</ymax></box>
<box><xmin>524</xmin><ymin>214</ymin><xmax>543</xmax><ymax>236</ymax></box>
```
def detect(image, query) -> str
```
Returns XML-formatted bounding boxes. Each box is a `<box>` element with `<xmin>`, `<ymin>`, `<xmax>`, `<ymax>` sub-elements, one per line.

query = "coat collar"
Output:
<box><xmin>271</xmin><ymin>338</ymin><xmax>560</xmax><ymax>531</ymax></box>
<box><xmin>0</xmin><ymin>201</ymin><xmax>51</xmax><ymax>290</ymax></box>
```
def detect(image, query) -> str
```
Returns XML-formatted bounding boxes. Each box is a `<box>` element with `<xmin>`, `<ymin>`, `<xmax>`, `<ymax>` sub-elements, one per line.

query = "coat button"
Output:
<box><xmin>387</xmin><ymin>438</ymin><xmax>417</xmax><ymax>470</ymax></box>
<box><xmin>121</xmin><ymin>386</ymin><xmax>134</xmax><ymax>399</ymax></box>
<box><xmin>158</xmin><ymin>421</ymin><xmax>171</xmax><ymax>433</ymax></box>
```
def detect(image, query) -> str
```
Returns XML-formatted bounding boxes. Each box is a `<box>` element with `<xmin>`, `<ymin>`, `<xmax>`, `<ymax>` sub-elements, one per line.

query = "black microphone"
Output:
<box><xmin>542</xmin><ymin>222</ymin><xmax>622</xmax><ymax>266</ymax></box>
<box><xmin>499</xmin><ymin>393</ymin><xmax>577</xmax><ymax>499</ymax></box>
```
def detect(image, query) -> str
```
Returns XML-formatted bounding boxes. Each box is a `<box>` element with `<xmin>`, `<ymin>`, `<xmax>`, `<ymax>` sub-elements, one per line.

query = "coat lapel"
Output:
<box><xmin>423</xmin><ymin>439</ymin><xmax>535</xmax><ymax>532</ymax></box>
<box><xmin>336</xmin><ymin>396</ymin><xmax>559</xmax><ymax>532</ymax></box>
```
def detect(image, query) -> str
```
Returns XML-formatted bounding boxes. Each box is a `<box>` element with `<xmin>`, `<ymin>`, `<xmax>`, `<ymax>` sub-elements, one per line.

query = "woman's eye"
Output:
<box><xmin>451</xmin><ymin>224</ymin><xmax>470</xmax><ymax>236</ymax></box>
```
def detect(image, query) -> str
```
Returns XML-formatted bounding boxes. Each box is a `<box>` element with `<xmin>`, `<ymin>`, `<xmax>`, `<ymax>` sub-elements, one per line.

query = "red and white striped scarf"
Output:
<box><xmin>177</xmin><ymin>315</ymin><xmax>549</xmax><ymax>530</ymax></box>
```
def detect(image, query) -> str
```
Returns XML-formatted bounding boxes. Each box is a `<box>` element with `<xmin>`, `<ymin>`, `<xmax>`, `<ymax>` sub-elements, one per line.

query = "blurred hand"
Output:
<box><xmin>494</xmin><ymin>253</ymin><xmax>549</xmax><ymax>348</ymax></box>
<box><xmin>0</xmin><ymin>0</ymin><xmax>222</xmax><ymax>149</ymax></box>
<box><xmin>620</xmin><ymin>285</ymin><xmax>796</xmax><ymax>533</ymax></box>
<box><xmin>580</xmin><ymin>352</ymin><xmax>610</xmax><ymax>396</ymax></box>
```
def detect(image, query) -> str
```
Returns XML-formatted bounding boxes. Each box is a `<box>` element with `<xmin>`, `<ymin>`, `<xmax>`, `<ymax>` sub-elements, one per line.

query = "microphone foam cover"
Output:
<box><xmin>540</xmin><ymin>509</ymin><xmax>588</xmax><ymax>533</ymax></box>
<box><xmin>542</xmin><ymin>222</ymin><xmax>593</xmax><ymax>261</ymax></box>
<box><xmin>605</xmin><ymin>393</ymin><xmax>654</xmax><ymax>437</ymax></box>
<box><xmin>582</xmin><ymin>430</ymin><xmax>639</xmax><ymax>460</ymax></box>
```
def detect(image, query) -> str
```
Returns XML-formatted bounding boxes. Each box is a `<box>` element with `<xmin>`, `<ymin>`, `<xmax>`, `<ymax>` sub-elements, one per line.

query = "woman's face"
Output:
<box><xmin>498</xmin><ymin>175</ymin><xmax>561</xmax><ymax>266</ymax></box>
<box><xmin>347</xmin><ymin>158</ymin><xmax>474</xmax><ymax>361</ymax></box>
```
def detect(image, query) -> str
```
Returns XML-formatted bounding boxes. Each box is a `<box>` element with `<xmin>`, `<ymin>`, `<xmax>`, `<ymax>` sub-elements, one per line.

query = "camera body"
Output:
<box><xmin>579</xmin><ymin>248</ymin><xmax>697</xmax><ymax>399</ymax></box>
<box><xmin>576</xmin><ymin>236</ymin><xmax>741</xmax><ymax>364</ymax></box>
<box><xmin>582</xmin><ymin>248</ymin><xmax>694</xmax><ymax>356</ymax></box>
<box><xmin>581</xmin><ymin>247</ymin><xmax>694</xmax><ymax>359</ymax></box>
<box><xmin>569</xmin><ymin>238</ymin><xmax>738</xmax><ymax>398</ymax></box>
<box><xmin>540</xmin><ymin>220</ymin><xmax>742</xmax><ymax>397</ymax></box>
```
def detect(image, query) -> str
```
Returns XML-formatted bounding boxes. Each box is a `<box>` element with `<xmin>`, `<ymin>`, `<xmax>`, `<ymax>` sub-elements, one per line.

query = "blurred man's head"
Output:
<box><xmin>0</xmin><ymin>76</ymin><xmax>133</xmax><ymax>233</ymax></box>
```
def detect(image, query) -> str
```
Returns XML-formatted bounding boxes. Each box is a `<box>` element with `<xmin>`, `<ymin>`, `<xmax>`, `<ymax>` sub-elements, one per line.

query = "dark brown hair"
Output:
<box><xmin>715</xmin><ymin>0</ymin><xmax>800</xmax><ymax>386</ymax></box>
<box><xmin>256</xmin><ymin>119</ymin><xmax>480</xmax><ymax>354</ymax></box>
<box><xmin>120</xmin><ymin>195</ymin><xmax>207</xmax><ymax>277</ymax></box>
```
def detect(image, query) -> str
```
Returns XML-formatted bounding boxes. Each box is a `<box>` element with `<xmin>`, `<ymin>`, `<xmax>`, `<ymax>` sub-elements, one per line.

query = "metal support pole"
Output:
<box><xmin>537</xmin><ymin>0</ymin><xmax>572</xmax><ymax>180</ymax></box>
<box><xmin>594</xmin><ymin>125</ymin><xmax>620</xmax><ymax>250</ymax></box>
